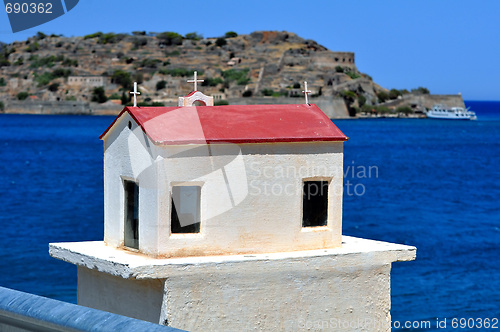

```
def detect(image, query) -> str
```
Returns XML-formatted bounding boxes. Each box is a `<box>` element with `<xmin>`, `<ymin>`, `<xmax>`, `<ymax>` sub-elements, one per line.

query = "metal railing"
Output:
<box><xmin>0</xmin><ymin>286</ymin><xmax>184</xmax><ymax>332</ymax></box>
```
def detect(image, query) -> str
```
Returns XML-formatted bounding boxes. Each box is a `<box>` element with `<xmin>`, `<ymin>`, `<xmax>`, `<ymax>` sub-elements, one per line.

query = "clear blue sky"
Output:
<box><xmin>1</xmin><ymin>0</ymin><xmax>499</xmax><ymax>100</ymax></box>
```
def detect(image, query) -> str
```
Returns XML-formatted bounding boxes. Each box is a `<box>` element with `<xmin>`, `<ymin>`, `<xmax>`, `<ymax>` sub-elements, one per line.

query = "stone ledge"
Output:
<box><xmin>49</xmin><ymin>236</ymin><xmax>416</xmax><ymax>280</ymax></box>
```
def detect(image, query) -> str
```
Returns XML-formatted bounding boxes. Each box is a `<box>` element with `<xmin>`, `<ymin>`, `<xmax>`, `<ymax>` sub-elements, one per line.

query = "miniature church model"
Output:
<box><xmin>50</xmin><ymin>73</ymin><xmax>415</xmax><ymax>331</ymax></box>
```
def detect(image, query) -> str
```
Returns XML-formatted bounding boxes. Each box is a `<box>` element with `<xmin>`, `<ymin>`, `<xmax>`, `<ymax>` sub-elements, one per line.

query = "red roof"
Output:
<box><xmin>184</xmin><ymin>90</ymin><xmax>198</xmax><ymax>97</ymax></box>
<box><xmin>99</xmin><ymin>104</ymin><xmax>348</xmax><ymax>145</ymax></box>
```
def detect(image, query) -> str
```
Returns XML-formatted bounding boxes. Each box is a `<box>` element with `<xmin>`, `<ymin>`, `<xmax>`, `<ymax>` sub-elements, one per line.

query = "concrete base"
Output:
<box><xmin>50</xmin><ymin>236</ymin><xmax>415</xmax><ymax>331</ymax></box>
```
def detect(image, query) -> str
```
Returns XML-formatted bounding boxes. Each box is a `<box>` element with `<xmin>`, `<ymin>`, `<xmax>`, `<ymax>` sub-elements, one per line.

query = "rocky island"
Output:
<box><xmin>0</xmin><ymin>30</ymin><xmax>464</xmax><ymax>118</ymax></box>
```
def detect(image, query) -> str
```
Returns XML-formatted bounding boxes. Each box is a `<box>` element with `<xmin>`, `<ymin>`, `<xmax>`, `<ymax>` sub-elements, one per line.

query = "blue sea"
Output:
<box><xmin>0</xmin><ymin>101</ymin><xmax>499</xmax><ymax>330</ymax></box>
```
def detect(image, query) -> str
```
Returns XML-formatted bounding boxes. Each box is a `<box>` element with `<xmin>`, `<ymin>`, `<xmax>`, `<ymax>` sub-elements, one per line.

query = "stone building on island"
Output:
<box><xmin>67</xmin><ymin>75</ymin><xmax>106</xmax><ymax>88</ymax></box>
<box><xmin>50</xmin><ymin>74</ymin><xmax>416</xmax><ymax>331</ymax></box>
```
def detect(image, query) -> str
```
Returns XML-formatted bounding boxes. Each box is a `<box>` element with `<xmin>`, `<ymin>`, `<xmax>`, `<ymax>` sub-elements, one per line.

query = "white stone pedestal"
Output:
<box><xmin>50</xmin><ymin>236</ymin><xmax>415</xmax><ymax>332</ymax></box>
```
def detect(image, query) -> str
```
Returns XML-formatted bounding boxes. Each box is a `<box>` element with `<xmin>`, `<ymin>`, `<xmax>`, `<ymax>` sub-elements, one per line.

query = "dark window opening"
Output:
<box><xmin>302</xmin><ymin>181</ymin><xmax>328</xmax><ymax>227</ymax></box>
<box><xmin>171</xmin><ymin>186</ymin><xmax>201</xmax><ymax>234</ymax></box>
<box><xmin>124</xmin><ymin>180</ymin><xmax>139</xmax><ymax>249</ymax></box>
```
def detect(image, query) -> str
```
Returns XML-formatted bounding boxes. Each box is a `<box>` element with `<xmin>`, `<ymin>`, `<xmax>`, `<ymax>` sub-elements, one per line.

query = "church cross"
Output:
<box><xmin>187</xmin><ymin>71</ymin><xmax>204</xmax><ymax>91</ymax></box>
<box><xmin>130</xmin><ymin>82</ymin><xmax>141</xmax><ymax>107</ymax></box>
<box><xmin>302</xmin><ymin>81</ymin><xmax>312</xmax><ymax>105</ymax></box>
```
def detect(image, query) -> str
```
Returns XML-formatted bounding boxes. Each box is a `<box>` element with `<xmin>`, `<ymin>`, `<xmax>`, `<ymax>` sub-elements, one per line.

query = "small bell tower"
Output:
<box><xmin>178</xmin><ymin>71</ymin><xmax>214</xmax><ymax>106</ymax></box>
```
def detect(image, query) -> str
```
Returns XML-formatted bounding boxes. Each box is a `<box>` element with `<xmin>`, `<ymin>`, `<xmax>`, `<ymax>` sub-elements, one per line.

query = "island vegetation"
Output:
<box><xmin>0</xmin><ymin>30</ymin><xmax>456</xmax><ymax>117</ymax></box>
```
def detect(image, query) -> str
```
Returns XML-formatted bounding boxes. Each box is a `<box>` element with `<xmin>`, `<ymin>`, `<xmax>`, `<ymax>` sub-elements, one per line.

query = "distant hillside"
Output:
<box><xmin>0</xmin><ymin>30</ymin><xmax>459</xmax><ymax>116</ymax></box>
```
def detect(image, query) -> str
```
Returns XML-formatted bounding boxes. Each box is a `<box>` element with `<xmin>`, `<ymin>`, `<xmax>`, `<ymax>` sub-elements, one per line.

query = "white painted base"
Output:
<box><xmin>50</xmin><ymin>236</ymin><xmax>416</xmax><ymax>331</ymax></box>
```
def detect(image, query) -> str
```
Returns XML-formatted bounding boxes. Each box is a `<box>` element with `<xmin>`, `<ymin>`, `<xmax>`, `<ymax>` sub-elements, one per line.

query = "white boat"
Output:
<box><xmin>426</xmin><ymin>104</ymin><xmax>477</xmax><ymax>120</ymax></box>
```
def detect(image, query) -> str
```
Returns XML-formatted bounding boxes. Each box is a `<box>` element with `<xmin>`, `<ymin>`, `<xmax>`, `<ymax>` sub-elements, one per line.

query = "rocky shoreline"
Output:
<box><xmin>0</xmin><ymin>93</ymin><xmax>464</xmax><ymax>120</ymax></box>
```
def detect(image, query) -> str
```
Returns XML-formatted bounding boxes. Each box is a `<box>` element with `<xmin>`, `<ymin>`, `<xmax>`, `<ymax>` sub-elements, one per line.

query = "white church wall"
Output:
<box><xmin>156</xmin><ymin>142</ymin><xmax>344</xmax><ymax>256</ymax></box>
<box><xmin>103</xmin><ymin>112</ymin><xmax>163</xmax><ymax>256</ymax></box>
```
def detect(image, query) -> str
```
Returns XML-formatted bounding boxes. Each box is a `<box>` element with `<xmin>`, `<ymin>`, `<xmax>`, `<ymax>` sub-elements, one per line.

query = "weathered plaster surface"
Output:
<box><xmin>78</xmin><ymin>268</ymin><xmax>163</xmax><ymax>324</ymax></box>
<box><xmin>51</xmin><ymin>237</ymin><xmax>415</xmax><ymax>331</ymax></box>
